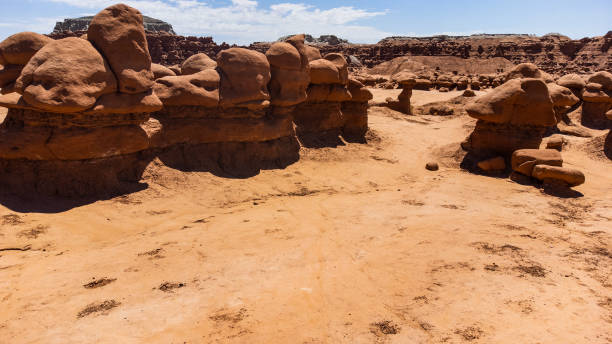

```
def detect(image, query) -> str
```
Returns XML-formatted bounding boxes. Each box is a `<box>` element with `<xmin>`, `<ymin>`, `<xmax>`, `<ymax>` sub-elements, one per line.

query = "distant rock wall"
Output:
<box><xmin>53</xmin><ymin>16</ymin><xmax>176</xmax><ymax>34</ymax></box>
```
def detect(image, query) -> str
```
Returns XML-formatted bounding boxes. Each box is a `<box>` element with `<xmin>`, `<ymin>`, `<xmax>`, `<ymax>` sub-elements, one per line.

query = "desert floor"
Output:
<box><xmin>0</xmin><ymin>90</ymin><xmax>611</xmax><ymax>343</ymax></box>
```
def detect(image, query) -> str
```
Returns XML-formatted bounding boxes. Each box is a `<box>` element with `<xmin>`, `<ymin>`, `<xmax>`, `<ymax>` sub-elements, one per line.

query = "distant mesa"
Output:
<box><xmin>53</xmin><ymin>16</ymin><xmax>176</xmax><ymax>34</ymax></box>
<box><xmin>278</xmin><ymin>34</ymin><xmax>348</xmax><ymax>46</ymax></box>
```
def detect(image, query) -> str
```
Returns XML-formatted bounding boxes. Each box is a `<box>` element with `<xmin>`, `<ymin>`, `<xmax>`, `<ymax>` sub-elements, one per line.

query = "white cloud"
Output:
<box><xmin>45</xmin><ymin>0</ymin><xmax>390</xmax><ymax>44</ymax></box>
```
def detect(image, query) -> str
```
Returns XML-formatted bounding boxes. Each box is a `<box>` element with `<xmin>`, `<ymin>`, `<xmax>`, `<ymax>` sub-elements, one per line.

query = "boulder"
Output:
<box><xmin>304</xmin><ymin>45</ymin><xmax>322</xmax><ymax>62</ymax></box>
<box><xmin>151</xmin><ymin>63</ymin><xmax>176</xmax><ymax>79</ymax></box>
<box><xmin>87</xmin><ymin>4</ymin><xmax>154</xmax><ymax>94</ymax></box>
<box><xmin>217</xmin><ymin>48</ymin><xmax>270</xmax><ymax>109</ymax></box>
<box><xmin>15</xmin><ymin>37</ymin><xmax>117</xmax><ymax>113</ymax></box>
<box><xmin>477</xmin><ymin>156</ymin><xmax>506</xmax><ymax>172</ymax></box>
<box><xmin>425</xmin><ymin>162</ymin><xmax>439</xmax><ymax>171</ymax></box>
<box><xmin>465</xmin><ymin>78</ymin><xmax>556</xmax><ymax>126</ymax></box>
<box><xmin>463</xmin><ymin>89</ymin><xmax>476</xmax><ymax>97</ymax></box>
<box><xmin>504</xmin><ymin>63</ymin><xmax>553</xmax><ymax>83</ymax></box>
<box><xmin>545</xmin><ymin>134</ymin><xmax>564</xmax><ymax>151</ymax></box>
<box><xmin>531</xmin><ymin>165</ymin><xmax>585</xmax><ymax>187</ymax></box>
<box><xmin>180</xmin><ymin>53</ymin><xmax>217</xmax><ymax>75</ymax></box>
<box><xmin>511</xmin><ymin>149</ymin><xmax>563</xmax><ymax>176</ymax></box>
<box><xmin>0</xmin><ymin>32</ymin><xmax>53</xmax><ymax>66</ymax></box>
<box><xmin>153</xmin><ymin>69</ymin><xmax>220</xmax><ymax>107</ymax></box>
<box><xmin>556</xmin><ymin>73</ymin><xmax>585</xmax><ymax>92</ymax></box>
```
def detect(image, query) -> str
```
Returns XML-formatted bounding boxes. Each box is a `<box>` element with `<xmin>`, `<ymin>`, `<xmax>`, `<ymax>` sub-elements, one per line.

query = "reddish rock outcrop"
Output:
<box><xmin>580</xmin><ymin>71</ymin><xmax>612</xmax><ymax>129</ymax></box>
<box><xmin>463</xmin><ymin>78</ymin><xmax>556</xmax><ymax>157</ymax></box>
<box><xmin>292</xmin><ymin>50</ymin><xmax>352</xmax><ymax>144</ymax></box>
<box><xmin>87</xmin><ymin>4</ymin><xmax>154</xmax><ymax>94</ymax></box>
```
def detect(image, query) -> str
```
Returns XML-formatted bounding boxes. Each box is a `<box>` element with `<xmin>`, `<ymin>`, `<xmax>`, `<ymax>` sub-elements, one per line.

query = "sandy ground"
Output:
<box><xmin>369</xmin><ymin>89</ymin><xmax>487</xmax><ymax>107</ymax></box>
<box><xmin>0</xmin><ymin>92</ymin><xmax>611</xmax><ymax>343</ymax></box>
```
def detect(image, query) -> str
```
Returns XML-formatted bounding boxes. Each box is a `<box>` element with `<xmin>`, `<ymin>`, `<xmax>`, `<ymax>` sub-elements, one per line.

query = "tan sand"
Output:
<box><xmin>0</xmin><ymin>92</ymin><xmax>610</xmax><ymax>343</ymax></box>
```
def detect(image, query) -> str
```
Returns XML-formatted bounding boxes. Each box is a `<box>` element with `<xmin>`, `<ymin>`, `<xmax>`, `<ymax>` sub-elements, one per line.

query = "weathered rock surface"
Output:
<box><xmin>15</xmin><ymin>37</ymin><xmax>117</xmax><ymax>113</ymax></box>
<box><xmin>217</xmin><ymin>48</ymin><xmax>270</xmax><ymax>109</ymax></box>
<box><xmin>87</xmin><ymin>4</ymin><xmax>154</xmax><ymax>94</ymax></box>
<box><xmin>180</xmin><ymin>53</ymin><xmax>217</xmax><ymax>75</ymax></box>
<box><xmin>511</xmin><ymin>149</ymin><xmax>563</xmax><ymax>176</ymax></box>
<box><xmin>266</xmin><ymin>36</ymin><xmax>310</xmax><ymax>107</ymax></box>
<box><xmin>466</xmin><ymin>78</ymin><xmax>556</xmax><ymax>126</ymax></box>
<box><xmin>151</xmin><ymin>63</ymin><xmax>176</xmax><ymax>79</ymax></box>
<box><xmin>153</xmin><ymin>69</ymin><xmax>220</xmax><ymax>107</ymax></box>
<box><xmin>0</xmin><ymin>32</ymin><xmax>53</xmax><ymax>66</ymax></box>
<box><xmin>531</xmin><ymin>165</ymin><xmax>585</xmax><ymax>187</ymax></box>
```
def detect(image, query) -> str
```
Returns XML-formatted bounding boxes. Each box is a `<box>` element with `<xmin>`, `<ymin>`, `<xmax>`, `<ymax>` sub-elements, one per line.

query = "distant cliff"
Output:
<box><xmin>53</xmin><ymin>16</ymin><xmax>176</xmax><ymax>34</ymax></box>
<box><xmin>251</xmin><ymin>32</ymin><xmax>612</xmax><ymax>74</ymax></box>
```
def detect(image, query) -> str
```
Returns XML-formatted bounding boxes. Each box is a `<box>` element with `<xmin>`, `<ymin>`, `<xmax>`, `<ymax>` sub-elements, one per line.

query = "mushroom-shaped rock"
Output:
<box><xmin>342</xmin><ymin>77</ymin><xmax>372</xmax><ymax>141</ymax></box>
<box><xmin>532</xmin><ymin>165</ymin><xmax>585</xmax><ymax>187</ymax></box>
<box><xmin>14</xmin><ymin>37</ymin><xmax>117</xmax><ymax>113</ymax></box>
<box><xmin>0</xmin><ymin>32</ymin><xmax>53</xmax><ymax>66</ymax></box>
<box><xmin>304</xmin><ymin>45</ymin><xmax>322</xmax><ymax>62</ymax></box>
<box><xmin>504</xmin><ymin>63</ymin><xmax>553</xmax><ymax>83</ymax></box>
<box><xmin>153</xmin><ymin>69</ymin><xmax>220</xmax><ymax>107</ymax></box>
<box><xmin>556</xmin><ymin>74</ymin><xmax>585</xmax><ymax>92</ymax></box>
<box><xmin>87</xmin><ymin>4</ymin><xmax>154</xmax><ymax>94</ymax></box>
<box><xmin>151</xmin><ymin>63</ymin><xmax>176</xmax><ymax>79</ymax></box>
<box><xmin>511</xmin><ymin>149</ymin><xmax>563</xmax><ymax>176</ymax></box>
<box><xmin>347</xmin><ymin>78</ymin><xmax>373</xmax><ymax>103</ymax></box>
<box><xmin>581</xmin><ymin>83</ymin><xmax>611</xmax><ymax>103</ymax></box>
<box><xmin>266</xmin><ymin>40</ymin><xmax>309</xmax><ymax>107</ymax></box>
<box><xmin>388</xmin><ymin>71</ymin><xmax>416</xmax><ymax>114</ymax></box>
<box><xmin>180</xmin><ymin>53</ymin><xmax>217</xmax><ymax>75</ymax></box>
<box><xmin>391</xmin><ymin>71</ymin><xmax>417</xmax><ymax>89</ymax></box>
<box><xmin>587</xmin><ymin>71</ymin><xmax>612</xmax><ymax>90</ymax></box>
<box><xmin>466</xmin><ymin>78</ymin><xmax>556</xmax><ymax>126</ymax></box>
<box><xmin>217</xmin><ymin>48</ymin><xmax>270</xmax><ymax>109</ymax></box>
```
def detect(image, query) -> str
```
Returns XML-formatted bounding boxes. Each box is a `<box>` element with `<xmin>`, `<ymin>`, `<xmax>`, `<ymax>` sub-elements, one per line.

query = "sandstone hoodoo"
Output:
<box><xmin>150</xmin><ymin>45</ymin><xmax>300</xmax><ymax>176</ymax></box>
<box><xmin>292</xmin><ymin>51</ymin><xmax>353</xmax><ymax>144</ymax></box>
<box><xmin>0</xmin><ymin>3</ymin><xmax>378</xmax><ymax>195</ymax></box>
<box><xmin>580</xmin><ymin>71</ymin><xmax>612</xmax><ymax>129</ymax></box>
<box><xmin>462</xmin><ymin>77</ymin><xmax>557</xmax><ymax>158</ymax></box>
<box><xmin>383</xmin><ymin>71</ymin><xmax>416</xmax><ymax>114</ymax></box>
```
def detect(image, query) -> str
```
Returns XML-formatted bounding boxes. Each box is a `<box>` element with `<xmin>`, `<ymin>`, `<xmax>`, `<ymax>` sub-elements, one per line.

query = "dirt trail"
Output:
<box><xmin>0</xmin><ymin>92</ymin><xmax>611</xmax><ymax>343</ymax></box>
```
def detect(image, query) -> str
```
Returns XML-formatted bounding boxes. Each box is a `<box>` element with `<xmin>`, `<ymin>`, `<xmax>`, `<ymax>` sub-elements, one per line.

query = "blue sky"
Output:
<box><xmin>1</xmin><ymin>0</ymin><xmax>610</xmax><ymax>44</ymax></box>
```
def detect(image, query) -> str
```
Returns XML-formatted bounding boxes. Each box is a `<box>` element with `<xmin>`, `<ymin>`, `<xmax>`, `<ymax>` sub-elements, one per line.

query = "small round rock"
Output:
<box><xmin>425</xmin><ymin>162</ymin><xmax>439</xmax><ymax>171</ymax></box>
